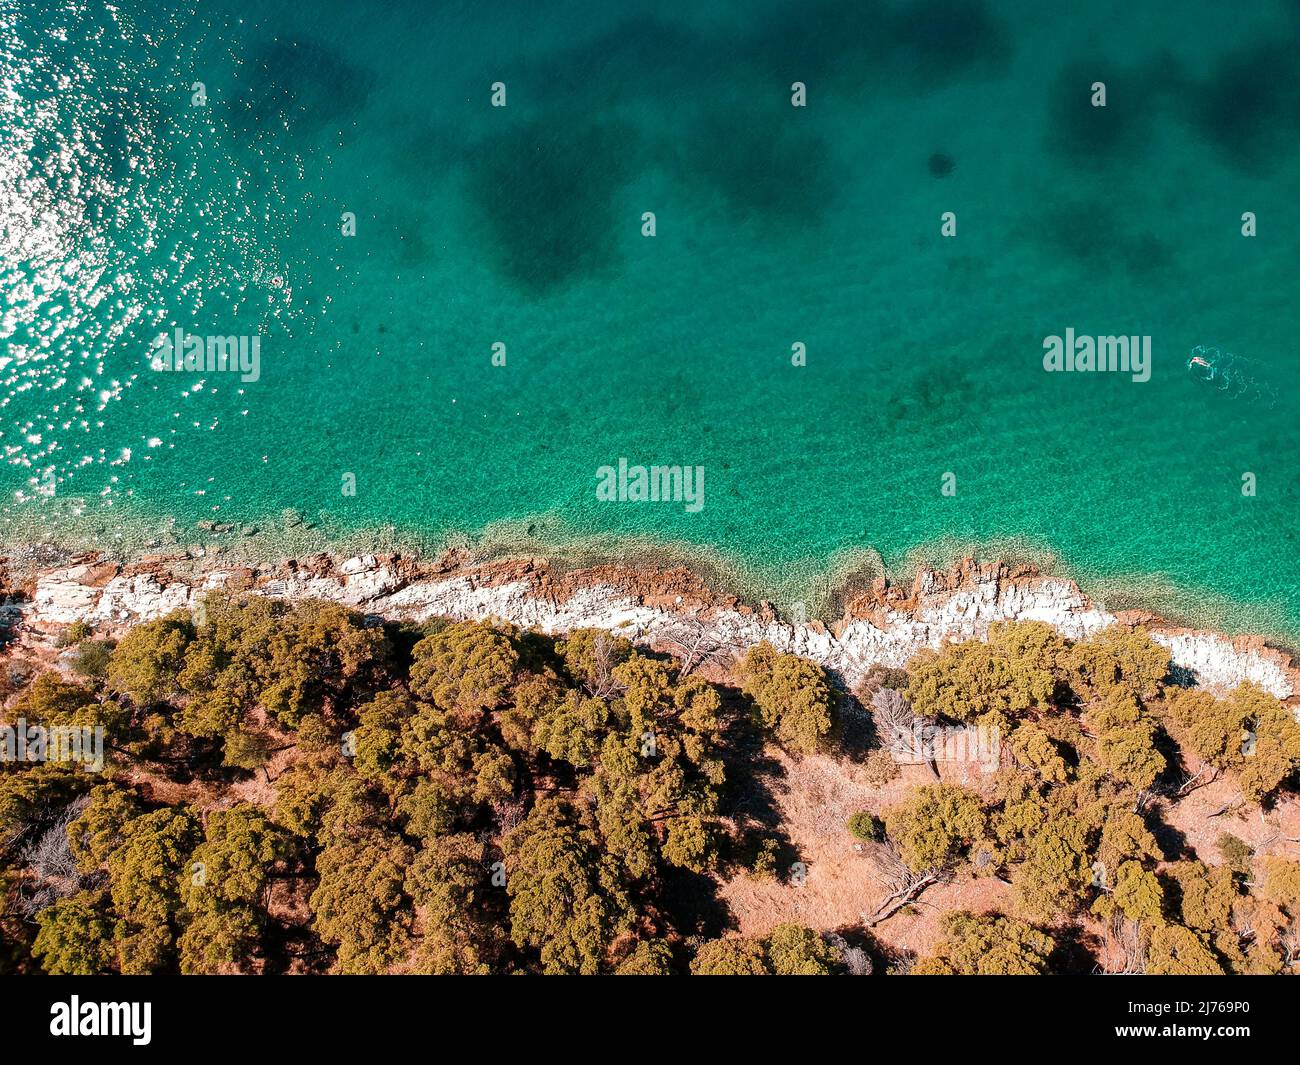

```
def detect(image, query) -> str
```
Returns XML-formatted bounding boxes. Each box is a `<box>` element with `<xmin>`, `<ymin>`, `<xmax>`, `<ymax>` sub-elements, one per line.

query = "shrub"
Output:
<box><xmin>222</xmin><ymin>730</ymin><xmax>272</xmax><ymax>773</ymax></box>
<box><xmin>691</xmin><ymin>936</ymin><xmax>769</xmax><ymax>975</ymax></box>
<box><xmin>58</xmin><ymin>620</ymin><xmax>93</xmax><ymax>647</ymax></box>
<box><xmin>751</xmin><ymin>837</ymin><xmax>780</xmax><ymax>879</ymax></box>
<box><xmin>862</xmin><ymin>748</ymin><xmax>901</xmax><ymax>785</ymax></box>
<box><xmin>1216</xmin><ymin>833</ymin><xmax>1253</xmax><ymax>877</ymax></box>
<box><xmin>847</xmin><ymin>811</ymin><xmax>882</xmax><ymax>842</ymax></box>
<box><xmin>766</xmin><ymin>923</ymin><xmax>839</xmax><ymax>975</ymax></box>
<box><xmin>71</xmin><ymin>639</ymin><xmax>116</xmax><ymax>682</ymax></box>
<box><xmin>905</xmin><ymin>621</ymin><xmax>1062</xmax><ymax>728</ymax></box>
<box><xmin>1146</xmin><ymin>924</ymin><xmax>1225</xmax><ymax>975</ymax></box>
<box><xmin>911</xmin><ymin>911</ymin><xmax>1053</xmax><ymax>975</ymax></box>
<box><xmin>1165</xmin><ymin>683</ymin><xmax>1300</xmax><ymax>802</ymax></box>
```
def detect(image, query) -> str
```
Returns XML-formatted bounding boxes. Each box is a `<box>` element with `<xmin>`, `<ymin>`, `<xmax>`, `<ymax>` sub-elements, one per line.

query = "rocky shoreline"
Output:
<box><xmin>7</xmin><ymin>549</ymin><xmax>1295</xmax><ymax>703</ymax></box>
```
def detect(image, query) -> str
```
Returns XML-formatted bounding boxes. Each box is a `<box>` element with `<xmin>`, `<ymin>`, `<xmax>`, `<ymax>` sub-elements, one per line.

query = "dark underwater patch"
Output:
<box><xmin>515</xmin><ymin>15</ymin><xmax>709</xmax><ymax>108</ymax></box>
<box><xmin>1034</xmin><ymin>197</ymin><xmax>1175</xmax><ymax>277</ymax></box>
<box><xmin>229</xmin><ymin>38</ymin><xmax>377</xmax><ymax>138</ymax></box>
<box><xmin>740</xmin><ymin>0</ymin><xmax>890</xmax><ymax>85</ymax></box>
<box><xmin>880</xmin><ymin>358</ymin><xmax>981</xmax><ymax>429</ymax></box>
<box><xmin>501</xmin><ymin>0</ymin><xmax>1011</xmax><ymax>122</ymax></box>
<box><xmin>464</xmin><ymin>120</ymin><xmax>639</xmax><ymax>296</ymax></box>
<box><xmin>928</xmin><ymin>152</ymin><xmax>956</xmax><ymax>177</ymax></box>
<box><xmin>742</xmin><ymin>0</ymin><xmax>1011</xmax><ymax>92</ymax></box>
<box><xmin>1186</xmin><ymin>40</ymin><xmax>1300</xmax><ymax>175</ymax></box>
<box><xmin>670</xmin><ymin>109</ymin><xmax>840</xmax><ymax>229</ymax></box>
<box><xmin>887</xmin><ymin>0</ymin><xmax>1013</xmax><ymax>84</ymax></box>
<box><xmin>1043</xmin><ymin>61</ymin><xmax>1151</xmax><ymax>167</ymax></box>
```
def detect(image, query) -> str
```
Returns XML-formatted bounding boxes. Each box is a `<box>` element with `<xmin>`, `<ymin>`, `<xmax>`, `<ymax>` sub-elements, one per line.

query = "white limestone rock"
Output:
<box><xmin>25</xmin><ymin>555</ymin><xmax>1295</xmax><ymax>701</ymax></box>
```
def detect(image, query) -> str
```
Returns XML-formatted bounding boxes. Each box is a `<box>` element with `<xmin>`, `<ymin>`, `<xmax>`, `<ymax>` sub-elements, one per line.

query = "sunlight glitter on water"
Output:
<box><xmin>0</xmin><ymin>1</ymin><xmax>298</xmax><ymax>508</ymax></box>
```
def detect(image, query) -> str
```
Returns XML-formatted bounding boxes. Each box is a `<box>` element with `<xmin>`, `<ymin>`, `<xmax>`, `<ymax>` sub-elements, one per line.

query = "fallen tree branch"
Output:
<box><xmin>866</xmin><ymin>870</ymin><xmax>944</xmax><ymax>926</ymax></box>
<box><xmin>1176</xmin><ymin>765</ymin><xmax>1219</xmax><ymax>798</ymax></box>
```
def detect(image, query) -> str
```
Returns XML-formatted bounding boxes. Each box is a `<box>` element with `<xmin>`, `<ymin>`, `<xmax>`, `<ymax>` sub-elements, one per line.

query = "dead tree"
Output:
<box><xmin>869</xmin><ymin>688</ymin><xmax>938</xmax><ymax>777</ymax></box>
<box><xmin>1282</xmin><ymin>927</ymin><xmax>1299</xmax><ymax>970</ymax></box>
<box><xmin>825</xmin><ymin>932</ymin><xmax>873</xmax><ymax>975</ymax></box>
<box><xmin>582</xmin><ymin>632</ymin><xmax>628</xmax><ymax>700</ymax></box>
<box><xmin>1098</xmin><ymin>914</ymin><xmax>1147</xmax><ymax>975</ymax></box>
<box><xmin>16</xmin><ymin>796</ymin><xmax>91</xmax><ymax>917</ymax></box>
<box><xmin>1175</xmin><ymin>764</ymin><xmax>1220</xmax><ymax>798</ymax></box>
<box><xmin>864</xmin><ymin>841</ymin><xmax>947</xmax><ymax>926</ymax></box>
<box><xmin>656</xmin><ymin>615</ymin><xmax>743</xmax><ymax>677</ymax></box>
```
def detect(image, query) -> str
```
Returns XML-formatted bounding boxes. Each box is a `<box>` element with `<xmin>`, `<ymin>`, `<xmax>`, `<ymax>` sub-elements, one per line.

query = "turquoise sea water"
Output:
<box><xmin>2</xmin><ymin>0</ymin><xmax>1299</xmax><ymax>637</ymax></box>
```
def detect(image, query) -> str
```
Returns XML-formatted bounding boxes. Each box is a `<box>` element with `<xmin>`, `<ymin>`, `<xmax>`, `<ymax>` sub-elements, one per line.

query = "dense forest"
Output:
<box><xmin>2</xmin><ymin>594</ymin><xmax>1299</xmax><ymax>975</ymax></box>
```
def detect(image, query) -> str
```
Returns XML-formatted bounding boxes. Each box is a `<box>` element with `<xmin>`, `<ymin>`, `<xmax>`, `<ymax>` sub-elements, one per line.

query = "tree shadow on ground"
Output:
<box><xmin>716</xmin><ymin>688</ymin><xmax>802</xmax><ymax>894</ymax></box>
<box><xmin>1048</xmin><ymin>922</ymin><xmax>1100</xmax><ymax>974</ymax></box>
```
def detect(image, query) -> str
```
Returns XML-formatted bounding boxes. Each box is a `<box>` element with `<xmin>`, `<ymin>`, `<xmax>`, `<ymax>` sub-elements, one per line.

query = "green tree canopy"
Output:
<box><xmin>32</xmin><ymin>891</ymin><xmax>115</xmax><ymax>975</ymax></box>
<box><xmin>1145</xmin><ymin>923</ymin><xmax>1225</xmax><ymax>975</ymax></box>
<box><xmin>1164</xmin><ymin>683</ymin><xmax>1300</xmax><ymax>802</ymax></box>
<box><xmin>912</xmin><ymin>911</ymin><xmax>1054</xmax><ymax>975</ymax></box>
<box><xmin>1063</xmin><ymin>627</ymin><xmax>1169</xmax><ymax>701</ymax></box>
<box><xmin>310</xmin><ymin>825</ymin><xmax>414</xmax><ymax>974</ymax></box>
<box><xmin>905</xmin><ymin>622</ymin><xmax>1062</xmax><ymax>729</ymax></box>
<box><xmin>409</xmin><ymin>620</ymin><xmax>519</xmax><ymax>726</ymax></box>
<box><xmin>690</xmin><ymin>936</ymin><xmax>770</xmax><ymax>975</ymax></box>
<box><xmin>179</xmin><ymin>804</ymin><xmax>289</xmax><ymax>973</ymax></box>
<box><xmin>884</xmin><ymin>783</ymin><xmax>987</xmax><ymax>872</ymax></box>
<box><xmin>405</xmin><ymin>832</ymin><xmax>497</xmax><ymax>975</ymax></box>
<box><xmin>13</xmin><ymin>672</ymin><xmax>128</xmax><ymax>736</ymax></box>
<box><xmin>107</xmin><ymin>611</ymin><xmax>195</xmax><ymax>705</ymax></box>
<box><xmin>765</xmin><ymin>923</ymin><xmax>839</xmax><ymax>975</ymax></box>
<box><xmin>106</xmin><ymin>807</ymin><xmax>201</xmax><ymax>973</ymax></box>
<box><xmin>67</xmin><ymin>784</ymin><xmax>141</xmax><ymax>873</ymax></box>
<box><xmin>1085</xmin><ymin>687</ymin><xmax>1165</xmax><ymax>791</ymax></box>
<box><xmin>503</xmin><ymin>796</ymin><xmax>631</xmax><ymax>974</ymax></box>
<box><xmin>736</xmin><ymin>642</ymin><xmax>836</xmax><ymax>754</ymax></box>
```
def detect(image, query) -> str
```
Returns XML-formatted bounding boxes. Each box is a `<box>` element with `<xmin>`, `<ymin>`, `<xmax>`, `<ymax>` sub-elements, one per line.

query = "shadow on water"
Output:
<box><xmin>1043</xmin><ymin>61</ymin><xmax>1156</xmax><ymax>167</ymax></box>
<box><xmin>514</xmin><ymin>15</ymin><xmax>708</xmax><ymax>107</ymax></box>
<box><xmin>1040</xmin><ymin>21</ymin><xmax>1300</xmax><ymax>180</ymax></box>
<box><xmin>386</xmin><ymin>0</ymin><xmax>1017</xmax><ymax>290</ymax></box>
<box><xmin>879</xmin><ymin>357</ymin><xmax>982</xmax><ymax>430</ymax></box>
<box><xmin>509</xmin><ymin>0</ymin><xmax>1011</xmax><ymax>109</ymax></box>
<box><xmin>743</xmin><ymin>0</ymin><xmax>1011</xmax><ymax>90</ymax></box>
<box><xmin>888</xmin><ymin>0</ymin><xmax>1013</xmax><ymax>84</ymax></box>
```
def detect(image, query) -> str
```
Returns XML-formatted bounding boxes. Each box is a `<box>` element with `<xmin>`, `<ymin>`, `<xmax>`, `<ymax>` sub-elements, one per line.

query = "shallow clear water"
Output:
<box><xmin>2</xmin><ymin>0</ymin><xmax>1299</xmax><ymax>637</ymax></box>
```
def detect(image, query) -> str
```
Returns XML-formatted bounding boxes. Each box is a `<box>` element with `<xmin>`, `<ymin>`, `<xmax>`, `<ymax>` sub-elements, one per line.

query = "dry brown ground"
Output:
<box><xmin>717</xmin><ymin>749</ymin><xmax>1014</xmax><ymax>962</ymax></box>
<box><xmin>716</xmin><ymin>742</ymin><xmax>1300</xmax><ymax>967</ymax></box>
<box><xmin>1157</xmin><ymin>772</ymin><xmax>1300</xmax><ymax>865</ymax></box>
